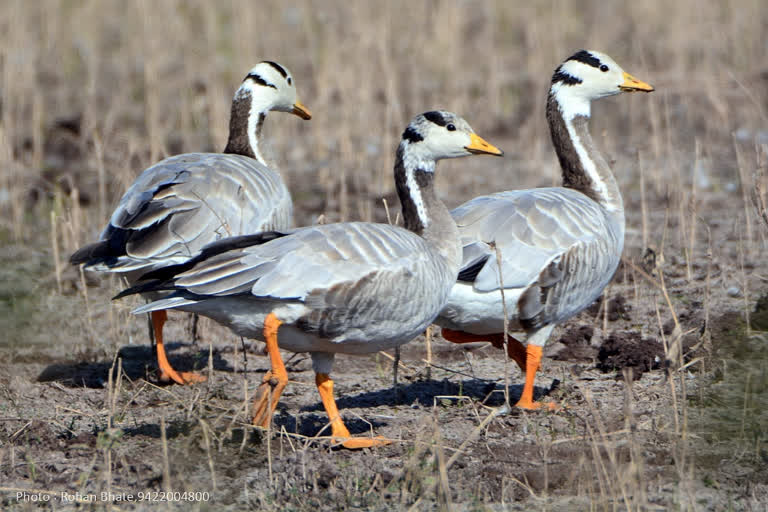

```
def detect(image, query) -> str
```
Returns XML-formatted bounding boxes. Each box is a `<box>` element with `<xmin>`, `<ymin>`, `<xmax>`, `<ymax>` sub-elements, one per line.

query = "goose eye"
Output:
<box><xmin>287</xmin><ymin>77</ymin><xmax>293</xmax><ymax>85</ymax></box>
<box><xmin>600</xmin><ymin>65</ymin><xmax>609</xmax><ymax>72</ymax></box>
<box><xmin>446</xmin><ymin>123</ymin><xmax>456</xmax><ymax>131</ymax></box>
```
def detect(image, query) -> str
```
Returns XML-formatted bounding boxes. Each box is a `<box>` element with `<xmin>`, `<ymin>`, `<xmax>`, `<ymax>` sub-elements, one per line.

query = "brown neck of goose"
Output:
<box><xmin>546</xmin><ymin>93</ymin><xmax>623</xmax><ymax>213</ymax></box>
<box><xmin>394</xmin><ymin>145</ymin><xmax>461</xmax><ymax>269</ymax></box>
<box><xmin>223</xmin><ymin>91</ymin><xmax>266</xmax><ymax>164</ymax></box>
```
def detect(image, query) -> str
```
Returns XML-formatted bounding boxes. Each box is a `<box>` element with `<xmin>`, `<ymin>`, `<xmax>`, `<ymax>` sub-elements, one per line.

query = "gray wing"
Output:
<box><xmin>168</xmin><ymin>222</ymin><xmax>455</xmax><ymax>339</ymax></box>
<box><xmin>452</xmin><ymin>187</ymin><xmax>623</xmax><ymax>324</ymax></box>
<box><xmin>97</xmin><ymin>153</ymin><xmax>292</xmax><ymax>272</ymax></box>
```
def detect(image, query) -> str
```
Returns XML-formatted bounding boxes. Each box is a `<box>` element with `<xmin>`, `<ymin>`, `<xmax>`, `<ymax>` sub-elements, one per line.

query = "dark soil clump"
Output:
<box><xmin>751</xmin><ymin>292</ymin><xmax>768</xmax><ymax>331</ymax></box>
<box><xmin>597</xmin><ymin>332</ymin><xmax>664</xmax><ymax>380</ymax></box>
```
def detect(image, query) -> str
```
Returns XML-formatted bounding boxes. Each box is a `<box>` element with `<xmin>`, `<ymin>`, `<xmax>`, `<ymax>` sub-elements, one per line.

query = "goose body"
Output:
<box><xmin>436</xmin><ymin>51</ymin><xmax>653</xmax><ymax>409</ymax></box>
<box><xmin>71</xmin><ymin>61</ymin><xmax>311</xmax><ymax>384</ymax></box>
<box><xmin>133</xmin><ymin>221</ymin><xmax>456</xmax><ymax>357</ymax></box>
<box><xmin>120</xmin><ymin>111</ymin><xmax>503</xmax><ymax>447</ymax></box>
<box><xmin>442</xmin><ymin>186</ymin><xmax>622</xmax><ymax>334</ymax></box>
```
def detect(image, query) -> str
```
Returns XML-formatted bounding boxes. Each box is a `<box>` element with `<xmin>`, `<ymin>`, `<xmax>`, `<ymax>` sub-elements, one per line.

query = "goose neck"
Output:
<box><xmin>546</xmin><ymin>93</ymin><xmax>623</xmax><ymax>214</ymax></box>
<box><xmin>224</xmin><ymin>91</ymin><xmax>269</xmax><ymax>167</ymax></box>
<box><xmin>394</xmin><ymin>145</ymin><xmax>461</xmax><ymax>270</ymax></box>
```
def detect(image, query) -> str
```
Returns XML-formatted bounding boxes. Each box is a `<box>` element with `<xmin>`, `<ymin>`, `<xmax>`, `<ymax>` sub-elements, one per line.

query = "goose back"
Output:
<box><xmin>438</xmin><ymin>187</ymin><xmax>623</xmax><ymax>333</ymax></box>
<box><xmin>134</xmin><ymin>221</ymin><xmax>457</xmax><ymax>347</ymax></box>
<box><xmin>86</xmin><ymin>153</ymin><xmax>291</xmax><ymax>272</ymax></box>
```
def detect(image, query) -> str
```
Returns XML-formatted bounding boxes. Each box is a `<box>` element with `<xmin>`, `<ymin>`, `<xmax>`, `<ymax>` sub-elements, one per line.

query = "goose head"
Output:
<box><xmin>400</xmin><ymin>110</ymin><xmax>503</xmax><ymax>169</ymax></box>
<box><xmin>550</xmin><ymin>50</ymin><xmax>653</xmax><ymax>119</ymax></box>
<box><xmin>235</xmin><ymin>61</ymin><xmax>311</xmax><ymax>119</ymax></box>
<box><xmin>396</xmin><ymin>110</ymin><xmax>503</xmax><ymax>244</ymax></box>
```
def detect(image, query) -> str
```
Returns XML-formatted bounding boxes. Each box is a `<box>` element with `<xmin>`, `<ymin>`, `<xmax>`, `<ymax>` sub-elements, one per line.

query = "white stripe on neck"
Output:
<box><xmin>405</xmin><ymin>168</ymin><xmax>429</xmax><ymax>229</ymax></box>
<box><xmin>402</xmin><ymin>149</ymin><xmax>435</xmax><ymax>229</ymax></box>
<box><xmin>247</xmin><ymin>104</ymin><xmax>266</xmax><ymax>167</ymax></box>
<box><xmin>235</xmin><ymin>83</ymin><xmax>268</xmax><ymax>166</ymax></box>
<box><xmin>553</xmin><ymin>83</ymin><xmax>618</xmax><ymax>212</ymax></box>
<box><xmin>563</xmin><ymin>117</ymin><xmax>618</xmax><ymax>212</ymax></box>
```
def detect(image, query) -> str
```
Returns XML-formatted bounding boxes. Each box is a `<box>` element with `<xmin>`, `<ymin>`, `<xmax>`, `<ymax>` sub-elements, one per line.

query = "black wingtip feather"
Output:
<box><xmin>70</xmin><ymin>227</ymin><xmax>132</xmax><ymax>267</ymax></box>
<box><xmin>112</xmin><ymin>279</ymin><xmax>172</xmax><ymax>301</ymax></box>
<box><xmin>70</xmin><ymin>240</ymin><xmax>111</xmax><ymax>266</ymax></box>
<box><xmin>114</xmin><ymin>230</ymin><xmax>293</xmax><ymax>299</ymax></box>
<box><xmin>457</xmin><ymin>256</ymin><xmax>489</xmax><ymax>282</ymax></box>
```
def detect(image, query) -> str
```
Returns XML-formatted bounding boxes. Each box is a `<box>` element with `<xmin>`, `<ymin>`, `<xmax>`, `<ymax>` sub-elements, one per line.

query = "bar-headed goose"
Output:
<box><xmin>70</xmin><ymin>61</ymin><xmax>311</xmax><ymax>385</ymax></box>
<box><xmin>116</xmin><ymin>111</ymin><xmax>503</xmax><ymax>448</ymax></box>
<box><xmin>436</xmin><ymin>50</ymin><xmax>653</xmax><ymax>410</ymax></box>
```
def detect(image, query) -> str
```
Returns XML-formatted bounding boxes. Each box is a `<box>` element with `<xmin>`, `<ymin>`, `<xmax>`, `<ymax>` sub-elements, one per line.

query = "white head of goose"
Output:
<box><xmin>70</xmin><ymin>61</ymin><xmax>311</xmax><ymax>386</ymax></box>
<box><xmin>436</xmin><ymin>50</ymin><xmax>653</xmax><ymax>411</ymax></box>
<box><xmin>118</xmin><ymin>111</ymin><xmax>503</xmax><ymax>448</ymax></box>
<box><xmin>224</xmin><ymin>61</ymin><xmax>311</xmax><ymax>166</ymax></box>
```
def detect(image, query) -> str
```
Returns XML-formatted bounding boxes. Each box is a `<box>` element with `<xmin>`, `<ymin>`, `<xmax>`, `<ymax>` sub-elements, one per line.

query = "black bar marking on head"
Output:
<box><xmin>566</xmin><ymin>50</ymin><xmax>602</xmax><ymax>69</ymax></box>
<box><xmin>423</xmin><ymin>111</ymin><xmax>448</xmax><ymax>127</ymax></box>
<box><xmin>402</xmin><ymin>126</ymin><xmax>424</xmax><ymax>143</ymax></box>
<box><xmin>245</xmin><ymin>73</ymin><xmax>277</xmax><ymax>89</ymax></box>
<box><xmin>551</xmin><ymin>69</ymin><xmax>583</xmax><ymax>86</ymax></box>
<box><xmin>263</xmin><ymin>61</ymin><xmax>288</xmax><ymax>78</ymax></box>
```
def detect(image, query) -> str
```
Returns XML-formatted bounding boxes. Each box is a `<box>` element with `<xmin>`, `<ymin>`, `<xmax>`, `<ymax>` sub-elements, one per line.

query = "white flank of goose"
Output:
<box><xmin>436</xmin><ymin>50</ymin><xmax>653</xmax><ymax>410</ymax></box>
<box><xmin>70</xmin><ymin>61</ymin><xmax>311</xmax><ymax>385</ymax></box>
<box><xmin>116</xmin><ymin>111</ymin><xmax>503</xmax><ymax>448</ymax></box>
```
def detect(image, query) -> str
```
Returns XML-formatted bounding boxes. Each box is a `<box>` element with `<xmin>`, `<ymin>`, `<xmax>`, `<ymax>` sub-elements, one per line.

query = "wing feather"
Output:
<box><xmin>143</xmin><ymin>222</ymin><xmax>455</xmax><ymax>340</ymax></box>
<box><xmin>452</xmin><ymin>187</ymin><xmax>620</xmax><ymax>293</ymax></box>
<box><xmin>519</xmin><ymin>233</ymin><xmax>618</xmax><ymax>328</ymax></box>
<box><xmin>85</xmin><ymin>153</ymin><xmax>292</xmax><ymax>272</ymax></box>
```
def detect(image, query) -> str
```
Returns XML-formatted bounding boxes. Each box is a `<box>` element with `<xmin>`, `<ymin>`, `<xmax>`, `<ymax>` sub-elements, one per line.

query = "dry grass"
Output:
<box><xmin>1</xmin><ymin>0</ymin><xmax>768</xmax><ymax>509</ymax></box>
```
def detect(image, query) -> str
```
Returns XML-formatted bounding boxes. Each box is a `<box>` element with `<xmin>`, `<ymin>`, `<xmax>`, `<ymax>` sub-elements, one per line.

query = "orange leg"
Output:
<box><xmin>252</xmin><ymin>313</ymin><xmax>289</xmax><ymax>428</ymax></box>
<box><xmin>153</xmin><ymin>310</ymin><xmax>207</xmax><ymax>385</ymax></box>
<box><xmin>514</xmin><ymin>345</ymin><xmax>557</xmax><ymax>411</ymax></box>
<box><xmin>316</xmin><ymin>373</ymin><xmax>390</xmax><ymax>449</ymax></box>
<box><xmin>441</xmin><ymin>328</ymin><xmax>526</xmax><ymax>372</ymax></box>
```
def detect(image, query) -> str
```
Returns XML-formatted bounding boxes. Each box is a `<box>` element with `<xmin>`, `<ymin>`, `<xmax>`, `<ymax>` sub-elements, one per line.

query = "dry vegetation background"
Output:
<box><xmin>1</xmin><ymin>0</ymin><xmax>767</xmax><ymax>510</ymax></box>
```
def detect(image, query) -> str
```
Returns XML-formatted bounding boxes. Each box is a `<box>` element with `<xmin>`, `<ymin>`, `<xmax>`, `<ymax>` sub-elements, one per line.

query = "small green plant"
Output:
<box><xmin>96</xmin><ymin>428</ymin><xmax>124</xmax><ymax>450</ymax></box>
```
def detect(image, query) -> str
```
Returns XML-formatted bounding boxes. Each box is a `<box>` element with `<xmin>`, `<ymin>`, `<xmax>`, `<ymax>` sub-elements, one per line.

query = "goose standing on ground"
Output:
<box><xmin>70</xmin><ymin>61</ymin><xmax>312</xmax><ymax>385</ymax></box>
<box><xmin>116</xmin><ymin>111</ymin><xmax>503</xmax><ymax>448</ymax></box>
<box><xmin>436</xmin><ymin>50</ymin><xmax>653</xmax><ymax>409</ymax></box>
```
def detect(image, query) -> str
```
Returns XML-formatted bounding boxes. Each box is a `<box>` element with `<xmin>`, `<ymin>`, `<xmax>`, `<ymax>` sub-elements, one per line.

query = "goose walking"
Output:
<box><xmin>116</xmin><ymin>111</ymin><xmax>503</xmax><ymax>448</ymax></box>
<box><xmin>436</xmin><ymin>51</ymin><xmax>653</xmax><ymax>409</ymax></box>
<box><xmin>70</xmin><ymin>61</ymin><xmax>311</xmax><ymax>385</ymax></box>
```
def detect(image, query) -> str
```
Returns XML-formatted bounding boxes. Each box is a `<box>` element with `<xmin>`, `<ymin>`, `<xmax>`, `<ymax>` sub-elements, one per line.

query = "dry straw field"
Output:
<box><xmin>1</xmin><ymin>0</ymin><xmax>767</xmax><ymax>509</ymax></box>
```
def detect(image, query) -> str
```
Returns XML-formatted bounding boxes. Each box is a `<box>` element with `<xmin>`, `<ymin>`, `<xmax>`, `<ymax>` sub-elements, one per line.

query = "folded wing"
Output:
<box><xmin>452</xmin><ymin>187</ymin><xmax>622</xmax><ymax>324</ymax></box>
<box><xmin>80</xmin><ymin>153</ymin><xmax>291</xmax><ymax>271</ymax></box>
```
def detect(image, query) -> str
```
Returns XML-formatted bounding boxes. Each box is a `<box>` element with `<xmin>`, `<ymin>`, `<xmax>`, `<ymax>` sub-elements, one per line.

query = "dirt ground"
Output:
<box><xmin>2</xmin><ymin>0</ymin><xmax>768</xmax><ymax>510</ymax></box>
<box><xmin>2</xmin><ymin>175</ymin><xmax>767</xmax><ymax>510</ymax></box>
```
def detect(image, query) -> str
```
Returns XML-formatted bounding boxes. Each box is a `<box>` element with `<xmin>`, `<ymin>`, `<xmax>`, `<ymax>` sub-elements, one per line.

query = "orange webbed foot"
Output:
<box><xmin>333</xmin><ymin>436</ymin><xmax>392</xmax><ymax>450</ymax></box>
<box><xmin>512</xmin><ymin>345</ymin><xmax>562</xmax><ymax>411</ymax></box>
<box><xmin>514</xmin><ymin>398</ymin><xmax>560</xmax><ymax>411</ymax></box>
<box><xmin>157</xmin><ymin>369</ymin><xmax>208</xmax><ymax>386</ymax></box>
<box><xmin>158</xmin><ymin>370</ymin><xmax>207</xmax><ymax>385</ymax></box>
<box><xmin>315</xmin><ymin>373</ymin><xmax>390</xmax><ymax>449</ymax></box>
